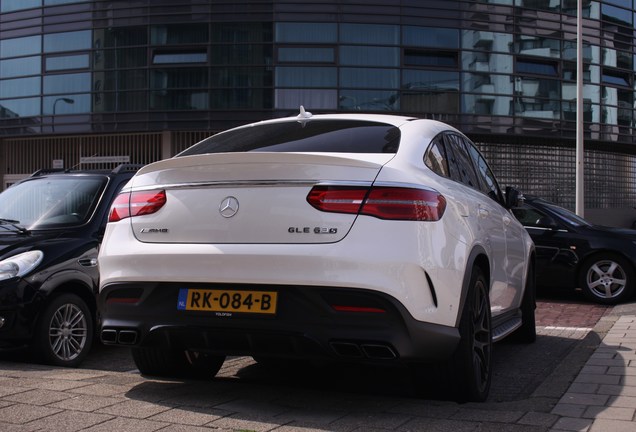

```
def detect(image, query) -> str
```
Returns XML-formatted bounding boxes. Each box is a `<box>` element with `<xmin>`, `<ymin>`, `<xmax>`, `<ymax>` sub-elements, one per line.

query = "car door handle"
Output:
<box><xmin>78</xmin><ymin>257</ymin><xmax>98</xmax><ymax>267</ymax></box>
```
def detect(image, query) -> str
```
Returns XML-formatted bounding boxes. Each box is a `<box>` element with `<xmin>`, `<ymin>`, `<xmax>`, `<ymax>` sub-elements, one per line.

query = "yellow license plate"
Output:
<box><xmin>177</xmin><ymin>288</ymin><xmax>277</xmax><ymax>314</ymax></box>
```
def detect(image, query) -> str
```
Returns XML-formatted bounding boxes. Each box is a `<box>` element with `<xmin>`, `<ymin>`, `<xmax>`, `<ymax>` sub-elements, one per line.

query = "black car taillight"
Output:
<box><xmin>307</xmin><ymin>185</ymin><xmax>446</xmax><ymax>221</ymax></box>
<box><xmin>108</xmin><ymin>190</ymin><xmax>167</xmax><ymax>222</ymax></box>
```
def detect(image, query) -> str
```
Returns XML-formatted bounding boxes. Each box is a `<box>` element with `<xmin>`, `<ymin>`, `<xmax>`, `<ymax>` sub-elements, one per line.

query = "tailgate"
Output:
<box><xmin>129</xmin><ymin>152</ymin><xmax>393</xmax><ymax>244</ymax></box>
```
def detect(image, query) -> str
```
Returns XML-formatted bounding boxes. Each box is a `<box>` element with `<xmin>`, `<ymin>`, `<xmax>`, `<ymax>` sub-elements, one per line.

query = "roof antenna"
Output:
<box><xmin>297</xmin><ymin>105</ymin><xmax>312</xmax><ymax>124</ymax></box>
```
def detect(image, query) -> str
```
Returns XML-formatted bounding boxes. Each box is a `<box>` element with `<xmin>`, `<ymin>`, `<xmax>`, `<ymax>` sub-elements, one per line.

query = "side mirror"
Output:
<box><xmin>504</xmin><ymin>186</ymin><xmax>524</xmax><ymax>209</ymax></box>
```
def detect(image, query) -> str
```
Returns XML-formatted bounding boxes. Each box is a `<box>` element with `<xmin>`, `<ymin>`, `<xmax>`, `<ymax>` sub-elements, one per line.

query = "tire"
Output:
<box><xmin>448</xmin><ymin>266</ymin><xmax>492</xmax><ymax>402</ymax></box>
<box><xmin>513</xmin><ymin>262</ymin><xmax>537</xmax><ymax>343</ymax></box>
<box><xmin>132</xmin><ymin>346</ymin><xmax>226</xmax><ymax>379</ymax></box>
<box><xmin>34</xmin><ymin>293</ymin><xmax>94</xmax><ymax>367</ymax></box>
<box><xmin>579</xmin><ymin>254</ymin><xmax>635</xmax><ymax>305</ymax></box>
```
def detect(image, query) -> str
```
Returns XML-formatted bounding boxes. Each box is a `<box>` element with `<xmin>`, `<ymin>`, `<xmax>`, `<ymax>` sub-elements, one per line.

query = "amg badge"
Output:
<box><xmin>139</xmin><ymin>228</ymin><xmax>169</xmax><ymax>233</ymax></box>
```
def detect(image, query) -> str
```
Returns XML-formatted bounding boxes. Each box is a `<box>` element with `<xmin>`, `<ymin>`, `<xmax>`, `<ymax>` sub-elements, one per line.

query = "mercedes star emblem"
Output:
<box><xmin>219</xmin><ymin>196</ymin><xmax>239</xmax><ymax>218</ymax></box>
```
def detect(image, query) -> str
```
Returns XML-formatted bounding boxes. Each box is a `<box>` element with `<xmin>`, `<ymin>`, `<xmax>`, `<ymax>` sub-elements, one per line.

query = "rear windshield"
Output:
<box><xmin>178</xmin><ymin>120</ymin><xmax>401</xmax><ymax>156</ymax></box>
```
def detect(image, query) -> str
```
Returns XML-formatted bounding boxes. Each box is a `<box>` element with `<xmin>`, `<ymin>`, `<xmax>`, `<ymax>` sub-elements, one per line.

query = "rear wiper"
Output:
<box><xmin>0</xmin><ymin>218</ymin><xmax>29</xmax><ymax>234</ymax></box>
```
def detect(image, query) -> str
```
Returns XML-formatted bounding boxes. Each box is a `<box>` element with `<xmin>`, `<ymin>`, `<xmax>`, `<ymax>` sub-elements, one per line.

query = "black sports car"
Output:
<box><xmin>0</xmin><ymin>164</ymin><xmax>140</xmax><ymax>366</ymax></box>
<box><xmin>511</xmin><ymin>195</ymin><xmax>636</xmax><ymax>305</ymax></box>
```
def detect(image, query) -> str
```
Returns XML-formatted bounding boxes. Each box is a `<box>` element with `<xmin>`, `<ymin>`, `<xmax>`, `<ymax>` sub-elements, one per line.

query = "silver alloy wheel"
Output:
<box><xmin>48</xmin><ymin>303</ymin><xmax>88</xmax><ymax>362</ymax></box>
<box><xmin>586</xmin><ymin>259</ymin><xmax>627</xmax><ymax>299</ymax></box>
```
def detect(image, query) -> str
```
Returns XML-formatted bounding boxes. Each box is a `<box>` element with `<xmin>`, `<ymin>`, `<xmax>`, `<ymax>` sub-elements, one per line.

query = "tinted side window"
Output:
<box><xmin>443</xmin><ymin>133</ymin><xmax>480</xmax><ymax>190</ymax></box>
<box><xmin>424</xmin><ymin>136</ymin><xmax>450</xmax><ymax>177</ymax></box>
<box><xmin>178</xmin><ymin>120</ymin><xmax>401</xmax><ymax>155</ymax></box>
<box><xmin>465</xmin><ymin>140</ymin><xmax>504</xmax><ymax>203</ymax></box>
<box><xmin>511</xmin><ymin>205</ymin><xmax>549</xmax><ymax>228</ymax></box>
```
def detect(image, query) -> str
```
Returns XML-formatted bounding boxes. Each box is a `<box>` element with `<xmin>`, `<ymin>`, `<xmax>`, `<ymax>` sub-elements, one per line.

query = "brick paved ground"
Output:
<box><xmin>0</xmin><ymin>295</ymin><xmax>629</xmax><ymax>432</ymax></box>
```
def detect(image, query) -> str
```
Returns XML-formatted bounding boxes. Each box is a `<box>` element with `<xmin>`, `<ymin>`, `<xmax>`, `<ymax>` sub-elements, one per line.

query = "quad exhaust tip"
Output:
<box><xmin>330</xmin><ymin>341</ymin><xmax>397</xmax><ymax>360</ymax></box>
<box><xmin>101</xmin><ymin>329</ymin><xmax>138</xmax><ymax>345</ymax></box>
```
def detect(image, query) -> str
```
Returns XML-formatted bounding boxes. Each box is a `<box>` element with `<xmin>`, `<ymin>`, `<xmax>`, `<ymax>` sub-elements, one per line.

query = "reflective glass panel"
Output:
<box><xmin>211</xmin><ymin>44</ymin><xmax>273</xmax><ymax>65</ymax></box>
<box><xmin>275</xmin><ymin>23</ymin><xmax>337</xmax><ymax>43</ymax></box>
<box><xmin>43</xmin><ymin>73</ymin><xmax>90</xmax><ymax>94</ymax></box>
<box><xmin>0</xmin><ymin>97</ymin><xmax>40</xmax><ymax>117</ymax></box>
<box><xmin>403</xmin><ymin>26</ymin><xmax>459</xmax><ymax>48</ymax></box>
<box><xmin>404</xmin><ymin>50</ymin><xmax>458</xmax><ymax>68</ymax></box>
<box><xmin>46</xmin><ymin>54</ymin><xmax>89</xmax><ymax>71</ymax></box>
<box><xmin>515</xmin><ymin>0</ymin><xmax>560</xmax><ymax>11</ymax></box>
<box><xmin>44</xmin><ymin>30</ymin><xmax>92</xmax><ymax>53</ymax></box>
<box><xmin>0</xmin><ymin>77</ymin><xmax>41</xmax><ymax>98</ymax></box>
<box><xmin>338</xmin><ymin>90</ymin><xmax>399</xmax><ymax>111</ymax></box>
<box><xmin>95</xmin><ymin>27</ymin><xmax>148</xmax><ymax>48</ymax></box>
<box><xmin>340</xmin><ymin>24</ymin><xmax>399</xmax><ymax>45</ymax></box>
<box><xmin>153</xmin><ymin>52</ymin><xmax>207</xmax><ymax>64</ymax></box>
<box><xmin>462</xmin><ymin>51</ymin><xmax>513</xmax><ymax>75</ymax></box>
<box><xmin>402</xmin><ymin>70</ymin><xmax>459</xmax><ymax>113</ymax></box>
<box><xmin>339</xmin><ymin>46</ymin><xmax>399</xmax><ymax>67</ymax></box>
<box><xmin>211</xmin><ymin>67</ymin><xmax>272</xmax><ymax>87</ymax></box>
<box><xmin>602</xmin><ymin>4</ymin><xmax>632</xmax><ymax>25</ymax></box>
<box><xmin>1</xmin><ymin>0</ymin><xmax>40</xmax><ymax>12</ymax></box>
<box><xmin>275</xmin><ymin>67</ymin><xmax>337</xmax><ymax>87</ymax></box>
<box><xmin>214</xmin><ymin>88</ymin><xmax>273</xmax><ymax>109</ymax></box>
<box><xmin>462</xmin><ymin>94</ymin><xmax>512</xmax><ymax>116</ymax></box>
<box><xmin>517</xmin><ymin>59</ymin><xmax>559</xmax><ymax>76</ymax></box>
<box><xmin>462</xmin><ymin>73</ymin><xmax>512</xmax><ymax>95</ymax></box>
<box><xmin>150</xmin><ymin>90</ymin><xmax>208</xmax><ymax>110</ymax></box>
<box><xmin>278</xmin><ymin>47</ymin><xmax>334</xmax><ymax>63</ymax></box>
<box><xmin>97</xmin><ymin>69</ymin><xmax>146</xmax><ymax>91</ymax></box>
<box><xmin>0</xmin><ymin>56</ymin><xmax>41</xmax><ymax>78</ymax></box>
<box><xmin>151</xmin><ymin>69</ymin><xmax>208</xmax><ymax>89</ymax></box>
<box><xmin>1</xmin><ymin>36</ymin><xmax>41</xmax><ymax>59</ymax></box>
<box><xmin>45</xmin><ymin>0</ymin><xmax>88</xmax><ymax>4</ymax></box>
<box><xmin>403</xmin><ymin>70</ymin><xmax>460</xmax><ymax>92</ymax></box>
<box><xmin>211</xmin><ymin>22</ymin><xmax>272</xmax><ymax>43</ymax></box>
<box><xmin>275</xmin><ymin>89</ymin><xmax>336</xmax><ymax>110</ymax></box>
<box><xmin>43</xmin><ymin>94</ymin><xmax>90</xmax><ymax>114</ymax></box>
<box><xmin>515</xmin><ymin>36</ymin><xmax>560</xmax><ymax>58</ymax></box>
<box><xmin>462</xmin><ymin>31</ymin><xmax>512</xmax><ymax>53</ymax></box>
<box><xmin>95</xmin><ymin>48</ymin><xmax>147</xmax><ymax>69</ymax></box>
<box><xmin>94</xmin><ymin>91</ymin><xmax>147</xmax><ymax>112</ymax></box>
<box><xmin>151</xmin><ymin>24</ymin><xmax>209</xmax><ymax>45</ymax></box>
<box><xmin>340</xmin><ymin>68</ymin><xmax>399</xmax><ymax>89</ymax></box>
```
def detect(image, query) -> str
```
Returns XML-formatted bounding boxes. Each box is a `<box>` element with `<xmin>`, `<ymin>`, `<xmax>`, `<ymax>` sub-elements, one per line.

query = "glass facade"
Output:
<box><xmin>0</xmin><ymin>0</ymin><xmax>636</xmax><ymax>213</ymax></box>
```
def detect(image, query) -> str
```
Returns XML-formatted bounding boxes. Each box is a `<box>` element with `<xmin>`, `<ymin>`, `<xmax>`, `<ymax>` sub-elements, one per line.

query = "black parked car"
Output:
<box><xmin>0</xmin><ymin>164</ymin><xmax>140</xmax><ymax>366</ymax></box>
<box><xmin>511</xmin><ymin>195</ymin><xmax>636</xmax><ymax>305</ymax></box>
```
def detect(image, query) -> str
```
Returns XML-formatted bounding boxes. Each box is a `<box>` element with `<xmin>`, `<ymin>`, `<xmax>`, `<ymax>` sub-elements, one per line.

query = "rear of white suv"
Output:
<box><xmin>98</xmin><ymin>112</ymin><xmax>535</xmax><ymax>402</ymax></box>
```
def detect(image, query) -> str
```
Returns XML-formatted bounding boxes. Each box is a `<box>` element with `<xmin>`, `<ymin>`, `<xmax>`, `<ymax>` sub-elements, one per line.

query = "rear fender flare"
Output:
<box><xmin>454</xmin><ymin>245</ymin><xmax>490</xmax><ymax>328</ymax></box>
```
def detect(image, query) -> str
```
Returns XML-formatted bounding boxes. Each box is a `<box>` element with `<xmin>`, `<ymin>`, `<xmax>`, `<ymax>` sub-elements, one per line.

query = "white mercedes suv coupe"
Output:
<box><xmin>98</xmin><ymin>111</ymin><xmax>535</xmax><ymax>402</ymax></box>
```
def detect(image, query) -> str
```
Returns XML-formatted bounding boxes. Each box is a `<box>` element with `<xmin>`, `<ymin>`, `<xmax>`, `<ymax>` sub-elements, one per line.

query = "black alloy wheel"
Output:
<box><xmin>449</xmin><ymin>266</ymin><xmax>492</xmax><ymax>402</ymax></box>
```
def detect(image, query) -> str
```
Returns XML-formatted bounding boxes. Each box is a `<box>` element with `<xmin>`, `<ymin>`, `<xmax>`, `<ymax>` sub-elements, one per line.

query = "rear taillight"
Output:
<box><xmin>108</xmin><ymin>190</ymin><xmax>167</xmax><ymax>222</ymax></box>
<box><xmin>307</xmin><ymin>185</ymin><xmax>446</xmax><ymax>221</ymax></box>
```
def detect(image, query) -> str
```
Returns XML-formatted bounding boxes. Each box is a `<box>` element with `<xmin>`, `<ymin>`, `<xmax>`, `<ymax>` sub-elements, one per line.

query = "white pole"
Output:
<box><xmin>575</xmin><ymin>0</ymin><xmax>584</xmax><ymax>217</ymax></box>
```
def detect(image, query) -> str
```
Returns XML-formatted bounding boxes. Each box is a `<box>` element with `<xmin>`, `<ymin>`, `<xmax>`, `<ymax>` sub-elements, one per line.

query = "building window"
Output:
<box><xmin>44</xmin><ymin>31</ymin><xmax>92</xmax><ymax>53</ymax></box>
<box><xmin>275</xmin><ymin>23</ymin><xmax>337</xmax><ymax>43</ymax></box>
<box><xmin>404</xmin><ymin>49</ymin><xmax>458</xmax><ymax>68</ymax></box>
<box><xmin>403</xmin><ymin>26</ymin><xmax>459</xmax><ymax>49</ymax></box>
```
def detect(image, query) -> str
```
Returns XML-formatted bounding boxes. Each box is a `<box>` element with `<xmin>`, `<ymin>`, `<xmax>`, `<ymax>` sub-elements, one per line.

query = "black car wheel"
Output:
<box><xmin>132</xmin><ymin>346</ymin><xmax>226</xmax><ymax>379</ymax></box>
<box><xmin>35</xmin><ymin>293</ymin><xmax>94</xmax><ymax>367</ymax></box>
<box><xmin>448</xmin><ymin>266</ymin><xmax>492</xmax><ymax>402</ymax></box>
<box><xmin>579</xmin><ymin>254</ymin><xmax>635</xmax><ymax>305</ymax></box>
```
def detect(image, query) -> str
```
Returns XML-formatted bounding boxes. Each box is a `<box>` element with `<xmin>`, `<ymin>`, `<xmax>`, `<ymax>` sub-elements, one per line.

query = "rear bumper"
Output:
<box><xmin>99</xmin><ymin>282</ymin><xmax>460</xmax><ymax>364</ymax></box>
